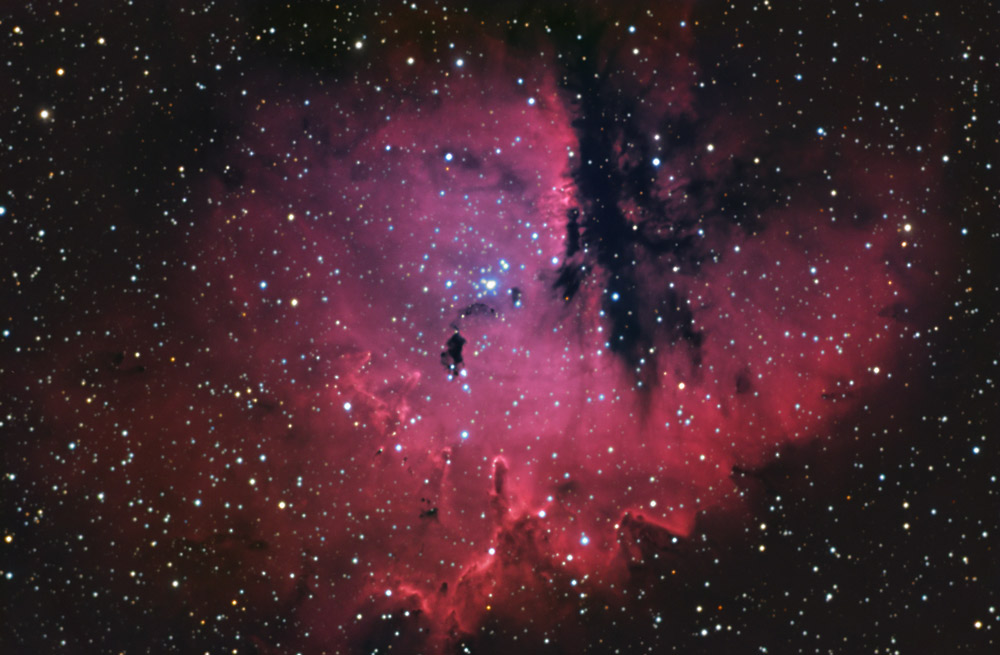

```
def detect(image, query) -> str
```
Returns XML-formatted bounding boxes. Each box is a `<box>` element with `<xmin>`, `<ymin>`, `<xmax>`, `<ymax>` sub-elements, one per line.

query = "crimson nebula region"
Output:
<box><xmin>3</xmin><ymin>2</ymin><xmax>998</xmax><ymax>653</ymax></box>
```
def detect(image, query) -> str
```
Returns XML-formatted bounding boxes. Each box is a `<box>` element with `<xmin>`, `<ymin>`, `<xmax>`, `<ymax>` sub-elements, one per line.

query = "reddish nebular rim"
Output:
<box><xmin>10</xmin><ymin>3</ymin><xmax>957</xmax><ymax>651</ymax></box>
<box><xmin>179</xmin><ymin>17</ymin><xmax>949</xmax><ymax>646</ymax></box>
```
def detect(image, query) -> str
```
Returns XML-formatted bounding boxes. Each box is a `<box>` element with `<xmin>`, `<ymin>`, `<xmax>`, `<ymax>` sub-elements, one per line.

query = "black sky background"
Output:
<box><xmin>2</xmin><ymin>1</ymin><xmax>998</xmax><ymax>653</ymax></box>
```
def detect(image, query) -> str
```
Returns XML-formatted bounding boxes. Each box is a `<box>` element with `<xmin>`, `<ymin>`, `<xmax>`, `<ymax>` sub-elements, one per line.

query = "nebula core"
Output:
<box><xmin>3</xmin><ymin>1</ymin><xmax>998</xmax><ymax>653</ymax></box>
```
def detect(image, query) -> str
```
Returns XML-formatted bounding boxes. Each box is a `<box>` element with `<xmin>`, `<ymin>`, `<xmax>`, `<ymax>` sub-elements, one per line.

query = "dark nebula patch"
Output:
<box><xmin>441</xmin><ymin>331</ymin><xmax>467</xmax><ymax>376</ymax></box>
<box><xmin>442</xmin><ymin>303</ymin><xmax>499</xmax><ymax>377</ymax></box>
<box><xmin>454</xmin><ymin>302</ymin><xmax>497</xmax><ymax>323</ymax></box>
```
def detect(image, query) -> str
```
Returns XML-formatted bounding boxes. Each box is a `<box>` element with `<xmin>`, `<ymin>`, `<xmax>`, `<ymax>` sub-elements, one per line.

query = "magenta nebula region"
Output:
<box><xmin>4</xmin><ymin>1</ymin><xmax>998</xmax><ymax>654</ymax></box>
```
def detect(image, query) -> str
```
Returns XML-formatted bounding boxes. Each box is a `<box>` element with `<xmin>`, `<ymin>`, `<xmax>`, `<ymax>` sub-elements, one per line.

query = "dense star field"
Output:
<box><xmin>2</xmin><ymin>1</ymin><xmax>998</xmax><ymax>653</ymax></box>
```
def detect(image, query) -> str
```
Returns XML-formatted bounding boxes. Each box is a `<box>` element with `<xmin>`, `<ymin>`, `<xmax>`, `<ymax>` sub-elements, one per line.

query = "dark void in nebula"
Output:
<box><xmin>3</xmin><ymin>1</ymin><xmax>997</xmax><ymax>653</ymax></box>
